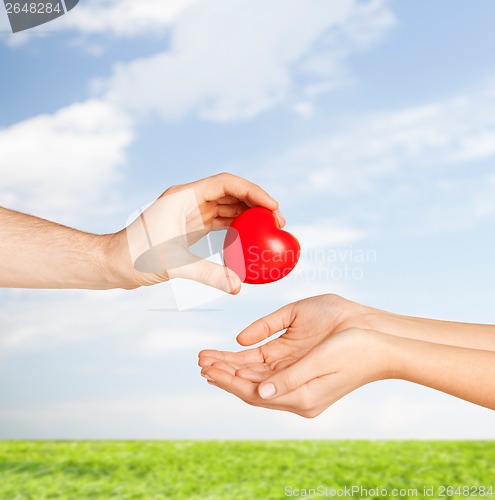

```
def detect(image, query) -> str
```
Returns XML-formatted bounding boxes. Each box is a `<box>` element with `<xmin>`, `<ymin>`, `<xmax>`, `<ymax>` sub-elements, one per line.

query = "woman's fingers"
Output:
<box><xmin>201</xmin><ymin>366</ymin><xmax>260</xmax><ymax>402</ymax></box>
<box><xmin>209</xmin><ymin>361</ymin><xmax>237</xmax><ymax>376</ymax></box>
<box><xmin>256</xmin><ymin>343</ymin><xmax>330</xmax><ymax>400</ymax></box>
<box><xmin>236</xmin><ymin>303</ymin><xmax>295</xmax><ymax>346</ymax></box>
<box><xmin>199</xmin><ymin>356</ymin><xmax>270</xmax><ymax>381</ymax></box>
<box><xmin>235</xmin><ymin>367</ymin><xmax>271</xmax><ymax>383</ymax></box>
<box><xmin>201</xmin><ymin>365</ymin><xmax>330</xmax><ymax>417</ymax></box>
<box><xmin>198</xmin><ymin>348</ymin><xmax>264</xmax><ymax>367</ymax></box>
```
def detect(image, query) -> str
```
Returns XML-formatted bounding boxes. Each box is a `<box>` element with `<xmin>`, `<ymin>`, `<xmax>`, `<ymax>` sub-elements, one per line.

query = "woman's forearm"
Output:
<box><xmin>387</xmin><ymin>333</ymin><xmax>495</xmax><ymax>410</ymax></box>
<box><xmin>363</xmin><ymin>306</ymin><xmax>495</xmax><ymax>351</ymax></box>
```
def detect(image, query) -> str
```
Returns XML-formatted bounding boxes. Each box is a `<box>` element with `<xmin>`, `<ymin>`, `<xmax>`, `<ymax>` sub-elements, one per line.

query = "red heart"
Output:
<box><xmin>223</xmin><ymin>207</ymin><xmax>300</xmax><ymax>284</ymax></box>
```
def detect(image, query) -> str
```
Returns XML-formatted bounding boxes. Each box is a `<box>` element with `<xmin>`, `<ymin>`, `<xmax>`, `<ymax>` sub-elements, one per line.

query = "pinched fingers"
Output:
<box><xmin>199</xmin><ymin>173</ymin><xmax>286</xmax><ymax>227</ymax></box>
<box><xmin>201</xmin><ymin>173</ymin><xmax>278</xmax><ymax>210</ymax></box>
<box><xmin>173</xmin><ymin>253</ymin><xmax>241</xmax><ymax>294</ymax></box>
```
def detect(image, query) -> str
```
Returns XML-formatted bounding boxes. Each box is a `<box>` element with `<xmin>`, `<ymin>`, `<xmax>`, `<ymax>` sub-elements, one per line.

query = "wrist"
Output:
<box><xmin>359</xmin><ymin>308</ymin><xmax>395</xmax><ymax>331</ymax></box>
<box><xmin>372</xmin><ymin>331</ymin><xmax>409</xmax><ymax>380</ymax></box>
<box><xmin>325</xmin><ymin>294</ymin><xmax>380</xmax><ymax>332</ymax></box>
<box><xmin>100</xmin><ymin>230</ymin><xmax>141</xmax><ymax>290</ymax></box>
<box><xmin>335</xmin><ymin>328</ymin><xmax>398</xmax><ymax>383</ymax></box>
<box><xmin>360</xmin><ymin>329</ymin><xmax>403</xmax><ymax>381</ymax></box>
<box><xmin>359</xmin><ymin>306</ymin><xmax>422</xmax><ymax>340</ymax></box>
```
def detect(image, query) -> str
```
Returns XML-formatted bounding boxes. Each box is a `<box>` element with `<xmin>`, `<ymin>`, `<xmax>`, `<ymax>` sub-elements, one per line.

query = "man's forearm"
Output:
<box><xmin>0</xmin><ymin>207</ymin><xmax>131</xmax><ymax>289</ymax></box>
<box><xmin>387</xmin><ymin>334</ymin><xmax>495</xmax><ymax>410</ymax></box>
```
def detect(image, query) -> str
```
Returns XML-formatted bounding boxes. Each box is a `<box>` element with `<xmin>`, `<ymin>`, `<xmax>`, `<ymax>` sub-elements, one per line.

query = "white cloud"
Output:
<box><xmin>63</xmin><ymin>0</ymin><xmax>200</xmax><ymax>37</ymax></box>
<box><xmin>0</xmin><ymin>0</ymin><xmax>395</xmax><ymax>226</ymax></box>
<box><xmin>0</xmin><ymin>0</ymin><xmax>199</xmax><ymax>46</ymax></box>
<box><xmin>257</xmin><ymin>79</ymin><xmax>495</xmax><ymax>239</ymax></box>
<box><xmin>0</xmin><ymin>99</ymin><xmax>133</xmax><ymax>223</ymax></box>
<box><xmin>292</xmin><ymin>101</ymin><xmax>315</xmax><ymax>118</ymax></box>
<box><xmin>266</xmin><ymin>82</ymin><xmax>495</xmax><ymax>200</ymax></box>
<box><xmin>100</xmin><ymin>0</ymin><xmax>395</xmax><ymax>121</ymax></box>
<box><xmin>0</xmin><ymin>284</ymin><xmax>238</xmax><ymax>357</ymax></box>
<box><xmin>0</xmin><ymin>289</ymin><xmax>133</xmax><ymax>353</ymax></box>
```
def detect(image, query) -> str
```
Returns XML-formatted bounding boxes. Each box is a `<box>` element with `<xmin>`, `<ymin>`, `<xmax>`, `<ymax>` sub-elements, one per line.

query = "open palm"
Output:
<box><xmin>199</xmin><ymin>294</ymin><xmax>359</xmax><ymax>382</ymax></box>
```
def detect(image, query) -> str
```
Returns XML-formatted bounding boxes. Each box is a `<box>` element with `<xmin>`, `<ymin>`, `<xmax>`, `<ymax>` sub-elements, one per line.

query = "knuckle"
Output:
<box><xmin>340</xmin><ymin>327</ymin><xmax>365</xmax><ymax>340</ymax></box>
<box><xmin>244</xmin><ymin>395</ymin><xmax>259</xmax><ymax>406</ymax></box>
<box><xmin>298</xmin><ymin>393</ymin><xmax>314</xmax><ymax>412</ymax></box>
<box><xmin>198</xmin><ymin>266</ymin><xmax>216</xmax><ymax>285</ymax></box>
<box><xmin>325</xmin><ymin>293</ymin><xmax>343</xmax><ymax>304</ymax></box>
<box><xmin>282</xmin><ymin>371</ymin><xmax>301</xmax><ymax>393</ymax></box>
<box><xmin>301</xmin><ymin>408</ymin><xmax>320</xmax><ymax>419</ymax></box>
<box><xmin>161</xmin><ymin>184</ymin><xmax>182</xmax><ymax>197</ymax></box>
<box><xmin>258</xmin><ymin>319</ymin><xmax>271</xmax><ymax>338</ymax></box>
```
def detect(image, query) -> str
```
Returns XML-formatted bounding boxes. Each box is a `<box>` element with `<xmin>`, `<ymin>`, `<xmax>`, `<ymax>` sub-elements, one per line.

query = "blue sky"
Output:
<box><xmin>0</xmin><ymin>0</ymin><xmax>494</xmax><ymax>438</ymax></box>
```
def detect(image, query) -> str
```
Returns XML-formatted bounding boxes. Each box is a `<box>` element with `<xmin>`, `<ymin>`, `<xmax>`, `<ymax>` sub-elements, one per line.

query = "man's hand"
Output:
<box><xmin>110</xmin><ymin>172</ymin><xmax>284</xmax><ymax>292</ymax></box>
<box><xmin>0</xmin><ymin>172</ymin><xmax>283</xmax><ymax>292</ymax></box>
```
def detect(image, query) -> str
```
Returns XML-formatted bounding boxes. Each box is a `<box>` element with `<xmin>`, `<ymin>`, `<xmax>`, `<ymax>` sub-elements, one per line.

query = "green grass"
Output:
<box><xmin>0</xmin><ymin>441</ymin><xmax>494</xmax><ymax>499</ymax></box>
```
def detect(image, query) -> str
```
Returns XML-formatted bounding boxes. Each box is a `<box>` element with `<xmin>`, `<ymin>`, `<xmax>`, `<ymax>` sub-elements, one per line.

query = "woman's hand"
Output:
<box><xmin>109</xmin><ymin>172</ymin><xmax>285</xmax><ymax>292</ymax></box>
<box><xmin>198</xmin><ymin>294</ymin><xmax>391</xmax><ymax>417</ymax></box>
<box><xmin>199</xmin><ymin>294</ymin><xmax>495</xmax><ymax>416</ymax></box>
<box><xmin>199</xmin><ymin>294</ymin><xmax>366</xmax><ymax>384</ymax></box>
<box><xmin>200</xmin><ymin>325</ymin><xmax>393</xmax><ymax>418</ymax></box>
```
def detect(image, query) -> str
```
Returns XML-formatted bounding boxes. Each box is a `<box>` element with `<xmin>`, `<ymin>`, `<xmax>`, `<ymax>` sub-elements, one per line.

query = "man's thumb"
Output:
<box><xmin>177</xmin><ymin>256</ymin><xmax>242</xmax><ymax>294</ymax></box>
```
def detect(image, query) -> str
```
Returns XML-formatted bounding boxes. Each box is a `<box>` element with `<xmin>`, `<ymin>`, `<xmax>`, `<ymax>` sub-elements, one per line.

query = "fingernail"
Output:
<box><xmin>259</xmin><ymin>383</ymin><xmax>276</xmax><ymax>399</ymax></box>
<box><xmin>224</xmin><ymin>273</ymin><xmax>240</xmax><ymax>294</ymax></box>
<box><xmin>226</xmin><ymin>275</ymin><xmax>236</xmax><ymax>293</ymax></box>
<box><xmin>276</xmin><ymin>211</ymin><xmax>286</xmax><ymax>227</ymax></box>
<box><xmin>201</xmin><ymin>373</ymin><xmax>214</xmax><ymax>382</ymax></box>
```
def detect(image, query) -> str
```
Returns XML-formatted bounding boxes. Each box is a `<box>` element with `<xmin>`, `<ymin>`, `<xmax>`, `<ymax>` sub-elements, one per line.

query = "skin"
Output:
<box><xmin>198</xmin><ymin>294</ymin><xmax>495</xmax><ymax>417</ymax></box>
<box><xmin>0</xmin><ymin>172</ymin><xmax>284</xmax><ymax>293</ymax></box>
